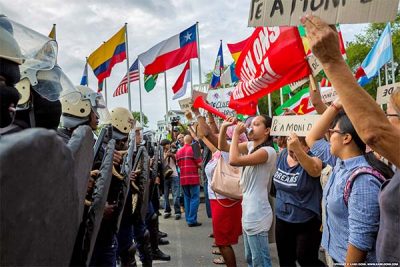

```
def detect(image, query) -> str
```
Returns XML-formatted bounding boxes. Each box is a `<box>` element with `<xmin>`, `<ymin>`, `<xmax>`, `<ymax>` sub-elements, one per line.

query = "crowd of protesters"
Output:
<box><xmin>1</xmin><ymin>12</ymin><xmax>399</xmax><ymax>267</ymax></box>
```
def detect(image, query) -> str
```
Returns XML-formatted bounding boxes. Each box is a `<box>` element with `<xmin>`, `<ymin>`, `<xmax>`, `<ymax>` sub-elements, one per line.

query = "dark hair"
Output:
<box><xmin>251</xmin><ymin>114</ymin><xmax>274</xmax><ymax>153</ymax></box>
<box><xmin>160</xmin><ymin>139</ymin><xmax>171</xmax><ymax>146</ymax></box>
<box><xmin>334</xmin><ymin>112</ymin><xmax>394</xmax><ymax>179</ymax></box>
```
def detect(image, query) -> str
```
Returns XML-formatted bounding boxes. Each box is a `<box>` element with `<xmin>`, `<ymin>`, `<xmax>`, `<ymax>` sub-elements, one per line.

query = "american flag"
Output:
<box><xmin>113</xmin><ymin>58</ymin><xmax>139</xmax><ymax>97</ymax></box>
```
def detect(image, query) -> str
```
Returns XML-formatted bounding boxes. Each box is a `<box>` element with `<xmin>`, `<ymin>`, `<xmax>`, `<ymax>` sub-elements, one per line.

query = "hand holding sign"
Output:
<box><xmin>287</xmin><ymin>133</ymin><xmax>302</xmax><ymax>154</ymax></box>
<box><xmin>300</xmin><ymin>15</ymin><xmax>344</xmax><ymax>67</ymax></box>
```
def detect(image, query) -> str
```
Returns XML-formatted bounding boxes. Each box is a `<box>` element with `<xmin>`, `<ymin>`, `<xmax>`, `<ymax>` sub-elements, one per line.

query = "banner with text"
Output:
<box><xmin>248</xmin><ymin>0</ymin><xmax>399</xmax><ymax>27</ymax></box>
<box><xmin>230</xmin><ymin>26</ymin><xmax>310</xmax><ymax>109</ymax></box>
<box><xmin>207</xmin><ymin>87</ymin><xmax>236</xmax><ymax>117</ymax></box>
<box><xmin>179</xmin><ymin>97</ymin><xmax>193</xmax><ymax>112</ymax></box>
<box><xmin>376</xmin><ymin>82</ymin><xmax>400</xmax><ymax>105</ymax></box>
<box><xmin>271</xmin><ymin>115</ymin><xmax>320</xmax><ymax>136</ymax></box>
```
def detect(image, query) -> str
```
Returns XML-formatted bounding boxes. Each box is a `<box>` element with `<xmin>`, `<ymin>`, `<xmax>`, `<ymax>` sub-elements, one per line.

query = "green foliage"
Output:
<box><xmin>346</xmin><ymin>13</ymin><xmax>400</xmax><ymax>98</ymax></box>
<box><xmin>131</xmin><ymin>111</ymin><xmax>148</xmax><ymax>127</ymax></box>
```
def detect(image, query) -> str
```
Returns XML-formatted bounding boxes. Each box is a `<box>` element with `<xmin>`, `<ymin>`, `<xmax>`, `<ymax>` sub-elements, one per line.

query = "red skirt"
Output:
<box><xmin>210</xmin><ymin>199</ymin><xmax>242</xmax><ymax>246</ymax></box>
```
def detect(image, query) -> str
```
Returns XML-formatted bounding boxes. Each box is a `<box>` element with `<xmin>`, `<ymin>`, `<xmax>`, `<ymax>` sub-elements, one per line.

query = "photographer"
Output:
<box><xmin>160</xmin><ymin>139</ymin><xmax>181</xmax><ymax>220</ymax></box>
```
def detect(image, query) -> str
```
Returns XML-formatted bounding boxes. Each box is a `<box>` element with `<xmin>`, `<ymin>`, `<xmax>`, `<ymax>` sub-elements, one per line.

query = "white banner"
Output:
<box><xmin>207</xmin><ymin>87</ymin><xmax>236</xmax><ymax>117</ymax></box>
<box><xmin>320</xmin><ymin>87</ymin><xmax>337</xmax><ymax>103</ymax></box>
<box><xmin>178</xmin><ymin>97</ymin><xmax>193</xmax><ymax>112</ymax></box>
<box><xmin>271</xmin><ymin>115</ymin><xmax>320</xmax><ymax>136</ymax></box>
<box><xmin>248</xmin><ymin>0</ymin><xmax>399</xmax><ymax>27</ymax></box>
<box><xmin>376</xmin><ymin>83</ymin><xmax>400</xmax><ymax>105</ymax></box>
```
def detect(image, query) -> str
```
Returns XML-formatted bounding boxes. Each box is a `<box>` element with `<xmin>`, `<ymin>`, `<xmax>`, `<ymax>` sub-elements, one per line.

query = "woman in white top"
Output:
<box><xmin>219</xmin><ymin>115</ymin><xmax>277</xmax><ymax>267</ymax></box>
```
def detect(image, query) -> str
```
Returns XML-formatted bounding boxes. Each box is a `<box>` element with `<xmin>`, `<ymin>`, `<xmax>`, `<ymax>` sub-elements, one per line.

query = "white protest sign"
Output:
<box><xmin>192</xmin><ymin>90</ymin><xmax>207</xmax><ymax>101</ymax></box>
<box><xmin>289</xmin><ymin>77</ymin><xmax>309</xmax><ymax>91</ymax></box>
<box><xmin>307</xmin><ymin>54</ymin><xmax>323</xmax><ymax>76</ymax></box>
<box><xmin>179</xmin><ymin>97</ymin><xmax>193</xmax><ymax>112</ymax></box>
<box><xmin>271</xmin><ymin>115</ymin><xmax>320</xmax><ymax>136</ymax></box>
<box><xmin>320</xmin><ymin>87</ymin><xmax>337</xmax><ymax>103</ymax></box>
<box><xmin>248</xmin><ymin>0</ymin><xmax>399</xmax><ymax>27</ymax></box>
<box><xmin>207</xmin><ymin>87</ymin><xmax>236</xmax><ymax>117</ymax></box>
<box><xmin>376</xmin><ymin>82</ymin><xmax>400</xmax><ymax>105</ymax></box>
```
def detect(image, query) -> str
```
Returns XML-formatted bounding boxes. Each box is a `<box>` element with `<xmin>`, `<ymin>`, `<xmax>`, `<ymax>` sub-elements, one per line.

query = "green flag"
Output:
<box><xmin>275</xmin><ymin>87</ymin><xmax>310</xmax><ymax>115</ymax></box>
<box><xmin>282</xmin><ymin>85</ymin><xmax>291</xmax><ymax>95</ymax></box>
<box><xmin>144</xmin><ymin>74</ymin><xmax>158</xmax><ymax>92</ymax></box>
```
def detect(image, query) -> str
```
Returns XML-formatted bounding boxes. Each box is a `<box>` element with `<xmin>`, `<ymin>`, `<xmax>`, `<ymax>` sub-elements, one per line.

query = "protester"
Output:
<box><xmin>273</xmin><ymin>132</ymin><xmax>324</xmax><ymax>266</ymax></box>
<box><xmin>176</xmin><ymin>135</ymin><xmax>202</xmax><ymax>227</ymax></box>
<box><xmin>305</xmin><ymin>99</ymin><xmax>394</xmax><ymax>264</ymax></box>
<box><xmin>302</xmin><ymin>14</ymin><xmax>400</xmax><ymax>264</ymax></box>
<box><xmin>160</xmin><ymin>139</ymin><xmax>181</xmax><ymax>220</ymax></box>
<box><xmin>219</xmin><ymin>115</ymin><xmax>277</xmax><ymax>267</ymax></box>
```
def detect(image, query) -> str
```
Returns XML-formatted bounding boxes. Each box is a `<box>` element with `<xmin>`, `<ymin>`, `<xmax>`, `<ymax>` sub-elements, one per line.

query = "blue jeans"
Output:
<box><xmin>163</xmin><ymin>175</ymin><xmax>181</xmax><ymax>214</ymax></box>
<box><xmin>90</xmin><ymin>233</ymin><xmax>118</xmax><ymax>267</ymax></box>
<box><xmin>182</xmin><ymin>184</ymin><xmax>200</xmax><ymax>224</ymax></box>
<box><xmin>243</xmin><ymin>231</ymin><xmax>272</xmax><ymax>267</ymax></box>
<box><xmin>203</xmin><ymin>178</ymin><xmax>212</xmax><ymax>218</ymax></box>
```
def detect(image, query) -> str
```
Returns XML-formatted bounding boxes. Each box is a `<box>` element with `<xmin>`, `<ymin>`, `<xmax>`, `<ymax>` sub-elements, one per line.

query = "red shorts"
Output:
<box><xmin>210</xmin><ymin>199</ymin><xmax>242</xmax><ymax>246</ymax></box>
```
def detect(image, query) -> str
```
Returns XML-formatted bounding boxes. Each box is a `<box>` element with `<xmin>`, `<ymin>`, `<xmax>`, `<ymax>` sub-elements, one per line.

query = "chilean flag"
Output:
<box><xmin>139</xmin><ymin>24</ymin><xmax>198</xmax><ymax>75</ymax></box>
<box><xmin>355</xmin><ymin>23</ymin><xmax>393</xmax><ymax>86</ymax></box>
<box><xmin>172</xmin><ymin>61</ymin><xmax>191</xmax><ymax>100</ymax></box>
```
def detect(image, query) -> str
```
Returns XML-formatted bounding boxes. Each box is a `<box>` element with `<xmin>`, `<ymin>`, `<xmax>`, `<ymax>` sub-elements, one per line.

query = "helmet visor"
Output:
<box><xmin>82</xmin><ymin>91</ymin><xmax>110</xmax><ymax>124</ymax></box>
<box><xmin>32</xmin><ymin>65</ymin><xmax>79</xmax><ymax>103</ymax></box>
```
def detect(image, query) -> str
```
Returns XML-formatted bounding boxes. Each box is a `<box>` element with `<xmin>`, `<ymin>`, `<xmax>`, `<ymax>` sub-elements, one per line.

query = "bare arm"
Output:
<box><xmin>201</xmin><ymin>136</ymin><xmax>218</xmax><ymax>154</ymax></box>
<box><xmin>218</xmin><ymin>122</ymin><xmax>231</xmax><ymax>152</ymax></box>
<box><xmin>345</xmin><ymin>244</ymin><xmax>367</xmax><ymax>266</ymax></box>
<box><xmin>309</xmin><ymin>75</ymin><xmax>328</xmax><ymax>114</ymax></box>
<box><xmin>302</xmin><ymin>15</ymin><xmax>400</xmax><ymax>168</ymax></box>
<box><xmin>207</xmin><ymin>112</ymin><xmax>219</xmax><ymax>135</ymax></box>
<box><xmin>305</xmin><ymin>103</ymin><xmax>340</xmax><ymax>149</ymax></box>
<box><xmin>287</xmin><ymin>133</ymin><xmax>322</xmax><ymax>177</ymax></box>
<box><xmin>229</xmin><ymin>122</ymin><xmax>266</xmax><ymax>166</ymax></box>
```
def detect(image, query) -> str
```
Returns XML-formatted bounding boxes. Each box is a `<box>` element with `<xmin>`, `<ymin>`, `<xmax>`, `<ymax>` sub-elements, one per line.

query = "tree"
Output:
<box><xmin>131</xmin><ymin>111</ymin><xmax>149</xmax><ymax>127</ymax></box>
<box><xmin>345</xmin><ymin>13</ymin><xmax>400</xmax><ymax>98</ymax></box>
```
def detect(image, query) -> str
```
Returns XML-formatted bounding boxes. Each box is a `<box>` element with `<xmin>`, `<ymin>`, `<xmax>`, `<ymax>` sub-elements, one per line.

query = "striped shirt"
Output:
<box><xmin>176</xmin><ymin>144</ymin><xmax>201</xmax><ymax>186</ymax></box>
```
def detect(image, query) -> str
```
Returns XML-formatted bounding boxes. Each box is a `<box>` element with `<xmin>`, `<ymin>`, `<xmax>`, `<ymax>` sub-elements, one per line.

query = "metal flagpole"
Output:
<box><xmin>279</xmin><ymin>88</ymin><xmax>283</xmax><ymax>105</ymax></box>
<box><xmin>85</xmin><ymin>57</ymin><xmax>89</xmax><ymax>87</ymax></box>
<box><xmin>392</xmin><ymin>56</ymin><xmax>396</xmax><ymax>84</ymax></box>
<box><xmin>104</xmin><ymin>78</ymin><xmax>108</xmax><ymax>106</ymax></box>
<box><xmin>164</xmin><ymin>72</ymin><xmax>169</xmax><ymax>126</ymax></box>
<box><xmin>385</xmin><ymin>64</ymin><xmax>389</xmax><ymax>85</ymax></box>
<box><xmin>378</xmin><ymin>68</ymin><xmax>382</xmax><ymax>87</ymax></box>
<box><xmin>137</xmin><ymin>61</ymin><xmax>144</xmax><ymax>125</ymax></box>
<box><xmin>189</xmin><ymin>59</ymin><xmax>193</xmax><ymax>96</ymax></box>
<box><xmin>268</xmin><ymin>94</ymin><xmax>272</xmax><ymax>117</ymax></box>
<box><xmin>196</xmin><ymin>22</ymin><xmax>202</xmax><ymax>85</ymax></box>
<box><xmin>125</xmin><ymin>23</ymin><xmax>132</xmax><ymax>111</ymax></box>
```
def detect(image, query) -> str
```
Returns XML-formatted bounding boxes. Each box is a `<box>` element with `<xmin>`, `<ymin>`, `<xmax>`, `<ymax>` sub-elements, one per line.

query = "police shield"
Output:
<box><xmin>67</xmin><ymin>125</ymin><xmax>94</xmax><ymax>219</ymax></box>
<box><xmin>139</xmin><ymin>146</ymin><xmax>151</xmax><ymax>220</ymax></box>
<box><xmin>84</xmin><ymin>139</ymin><xmax>115</xmax><ymax>265</ymax></box>
<box><xmin>0</xmin><ymin>129</ymin><xmax>80</xmax><ymax>266</ymax></box>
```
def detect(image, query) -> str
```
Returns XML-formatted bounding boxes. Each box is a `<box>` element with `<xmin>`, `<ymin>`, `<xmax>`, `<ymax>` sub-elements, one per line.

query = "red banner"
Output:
<box><xmin>229</xmin><ymin>27</ymin><xmax>310</xmax><ymax>110</ymax></box>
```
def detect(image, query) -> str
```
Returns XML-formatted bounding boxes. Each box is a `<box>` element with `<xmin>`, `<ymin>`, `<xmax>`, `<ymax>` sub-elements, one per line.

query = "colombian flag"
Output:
<box><xmin>88</xmin><ymin>27</ymin><xmax>126</xmax><ymax>83</ymax></box>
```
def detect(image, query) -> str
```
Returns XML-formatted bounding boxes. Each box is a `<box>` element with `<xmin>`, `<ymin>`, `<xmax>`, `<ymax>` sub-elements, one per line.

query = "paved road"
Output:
<box><xmin>141</xmin><ymin>203</ymin><xmax>279</xmax><ymax>267</ymax></box>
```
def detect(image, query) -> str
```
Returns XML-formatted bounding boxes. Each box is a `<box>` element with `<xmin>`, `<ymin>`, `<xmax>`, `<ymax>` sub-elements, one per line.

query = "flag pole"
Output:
<box><xmin>104</xmin><ymin>78</ymin><xmax>108</xmax><ymax>106</ymax></box>
<box><xmin>268</xmin><ymin>94</ymin><xmax>272</xmax><ymax>117</ymax></box>
<box><xmin>190</xmin><ymin>59</ymin><xmax>193</xmax><ymax>96</ymax></box>
<box><xmin>85</xmin><ymin>57</ymin><xmax>89</xmax><ymax>87</ymax></box>
<box><xmin>196</xmin><ymin>22</ymin><xmax>202</xmax><ymax>84</ymax></box>
<box><xmin>279</xmin><ymin>88</ymin><xmax>283</xmax><ymax>105</ymax></box>
<box><xmin>164</xmin><ymin>72</ymin><xmax>169</xmax><ymax>126</ymax></box>
<box><xmin>125</xmin><ymin>23</ymin><xmax>132</xmax><ymax>111</ymax></box>
<box><xmin>385</xmin><ymin>64</ymin><xmax>389</xmax><ymax>85</ymax></box>
<box><xmin>138</xmin><ymin>61</ymin><xmax>144</xmax><ymax>125</ymax></box>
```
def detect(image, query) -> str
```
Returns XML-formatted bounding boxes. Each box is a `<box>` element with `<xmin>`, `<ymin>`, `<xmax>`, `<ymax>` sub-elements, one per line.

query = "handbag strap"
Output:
<box><xmin>213</xmin><ymin>190</ymin><xmax>240</xmax><ymax>208</ymax></box>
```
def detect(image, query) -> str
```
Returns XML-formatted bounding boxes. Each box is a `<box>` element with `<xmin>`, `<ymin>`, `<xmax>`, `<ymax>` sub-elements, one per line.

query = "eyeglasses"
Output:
<box><xmin>327</xmin><ymin>128</ymin><xmax>346</xmax><ymax>138</ymax></box>
<box><xmin>385</xmin><ymin>113</ymin><xmax>400</xmax><ymax>118</ymax></box>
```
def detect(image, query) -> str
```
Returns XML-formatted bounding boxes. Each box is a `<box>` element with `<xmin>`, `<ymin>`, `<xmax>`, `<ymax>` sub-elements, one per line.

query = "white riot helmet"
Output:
<box><xmin>0</xmin><ymin>15</ymin><xmax>24</xmax><ymax>65</ymax></box>
<box><xmin>110</xmin><ymin>107</ymin><xmax>135</xmax><ymax>140</ymax></box>
<box><xmin>61</xmin><ymin>85</ymin><xmax>109</xmax><ymax>129</ymax></box>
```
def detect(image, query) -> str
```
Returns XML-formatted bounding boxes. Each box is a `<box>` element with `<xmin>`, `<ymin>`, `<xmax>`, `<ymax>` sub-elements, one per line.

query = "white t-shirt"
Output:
<box><xmin>240</xmin><ymin>142</ymin><xmax>277</xmax><ymax>235</ymax></box>
<box><xmin>204</xmin><ymin>152</ymin><xmax>229</xmax><ymax>200</ymax></box>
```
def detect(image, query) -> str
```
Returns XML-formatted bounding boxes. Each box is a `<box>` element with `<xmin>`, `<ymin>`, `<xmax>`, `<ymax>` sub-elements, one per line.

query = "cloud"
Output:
<box><xmin>2</xmin><ymin>0</ymin><xmax>366</xmax><ymax>130</ymax></box>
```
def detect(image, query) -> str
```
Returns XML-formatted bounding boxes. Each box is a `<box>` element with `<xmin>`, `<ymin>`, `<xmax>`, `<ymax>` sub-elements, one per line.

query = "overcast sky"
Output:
<box><xmin>1</xmin><ymin>0</ymin><xmax>367</xmax><ymax>130</ymax></box>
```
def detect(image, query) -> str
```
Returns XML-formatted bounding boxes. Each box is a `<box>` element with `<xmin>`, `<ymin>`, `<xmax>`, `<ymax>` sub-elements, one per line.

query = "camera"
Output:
<box><xmin>170</xmin><ymin>116</ymin><xmax>180</xmax><ymax>126</ymax></box>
